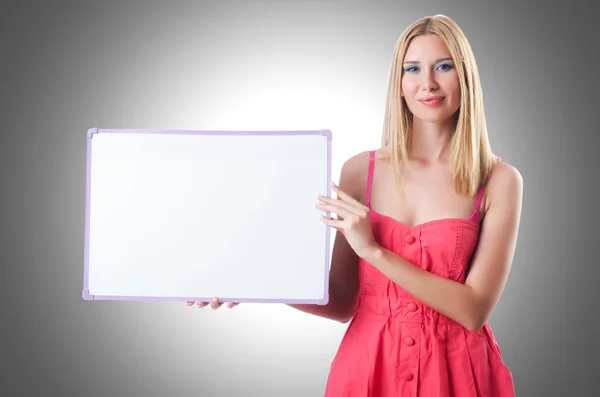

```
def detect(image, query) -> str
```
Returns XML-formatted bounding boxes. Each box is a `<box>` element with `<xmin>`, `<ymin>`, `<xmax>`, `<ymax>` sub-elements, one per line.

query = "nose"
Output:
<box><xmin>421</xmin><ymin>69</ymin><xmax>438</xmax><ymax>91</ymax></box>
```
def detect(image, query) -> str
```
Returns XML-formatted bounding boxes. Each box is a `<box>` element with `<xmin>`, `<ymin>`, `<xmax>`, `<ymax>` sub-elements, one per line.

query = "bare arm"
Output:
<box><xmin>287</xmin><ymin>155</ymin><xmax>365</xmax><ymax>323</ymax></box>
<box><xmin>362</xmin><ymin>162</ymin><xmax>523</xmax><ymax>332</ymax></box>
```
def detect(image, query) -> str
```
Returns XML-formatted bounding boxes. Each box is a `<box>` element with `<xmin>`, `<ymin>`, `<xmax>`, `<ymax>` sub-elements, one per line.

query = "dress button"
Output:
<box><xmin>403</xmin><ymin>372</ymin><xmax>414</xmax><ymax>381</ymax></box>
<box><xmin>407</xmin><ymin>302</ymin><xmax>418</xmax><ymax>312</ymax></box>
<box><xmin>404</xmin><ymin>337</ymin><xmax>415</xmax><ymax>346</ymax></box>
<box><xmin>404</xmin><ymin>234</ymin><xmax>416</xmax><ymax>244</ymax></box>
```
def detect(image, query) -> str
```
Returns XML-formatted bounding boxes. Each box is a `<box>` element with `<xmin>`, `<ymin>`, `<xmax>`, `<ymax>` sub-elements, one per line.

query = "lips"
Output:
<box><xmin>418</xmin><ymin>96</ymin><xmax>444</xmax><ymax>105</ymax></box>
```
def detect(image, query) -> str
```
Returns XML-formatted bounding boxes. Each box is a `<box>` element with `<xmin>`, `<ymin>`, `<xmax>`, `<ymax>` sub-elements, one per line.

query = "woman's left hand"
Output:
<box><xmin>316</xmin><ymin>181</ymin><xmax>380</xmax><ymax>259</ymax></box>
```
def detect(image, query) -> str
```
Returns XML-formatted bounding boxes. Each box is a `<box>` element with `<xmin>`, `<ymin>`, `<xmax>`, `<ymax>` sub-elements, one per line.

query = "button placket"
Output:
<box><xmin>398</xmin><ymin>300</ymin><xmax>420</xmax><ymax>395</ymax></box>
<box><xmin>397</xmin><ymin>230</ymin><xmax>420</xmax><ymax>394</ymax></box>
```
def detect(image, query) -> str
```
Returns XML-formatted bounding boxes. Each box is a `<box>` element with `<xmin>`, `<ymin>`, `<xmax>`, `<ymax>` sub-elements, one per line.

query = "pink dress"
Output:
<box><xmin>324</xmin><ymin>150</ymin><xmax>515</xmax><ymax>397</ymax></box>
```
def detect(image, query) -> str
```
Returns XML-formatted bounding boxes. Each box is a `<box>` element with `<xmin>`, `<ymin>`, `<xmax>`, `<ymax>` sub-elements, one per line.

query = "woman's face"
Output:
<box><xmin>401</xmin><ymin>34</ymin><xmax>461</xmax><ymax>123</ymax></box>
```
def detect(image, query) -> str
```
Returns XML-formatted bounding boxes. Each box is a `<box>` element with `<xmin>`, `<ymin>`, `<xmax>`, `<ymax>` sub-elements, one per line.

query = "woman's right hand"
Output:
<box><xmin>186</xmin><ymin>297</ymin><xmax>238</xmax><ymax>310</ymax></box>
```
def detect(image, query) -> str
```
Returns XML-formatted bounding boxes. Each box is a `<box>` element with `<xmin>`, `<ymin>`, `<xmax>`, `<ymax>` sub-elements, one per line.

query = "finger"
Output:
<box><xmin>320</xmin><ymin>214</ymin><xmax>344</xmax><ymax>230</ymax></box>
<box><xmin>186</xmin><ymin>301</ymin><xmax>194</xmax><ymax>306</ymax></box>
<box><xmin>331</xmin><ymin>182</ymin><xmax>369</xmax><ymax>210</ymax></box>
<box><xmin>331</xmin><ymin>182</ymin><xmax>366</xmax><ymax>208</ymax></box>
<box><xmin>315</xmin><ymin>202</ymin><xmax>355</xmax><ymax>219</ymax></box>
<box><xmin>226</xmin><ymin>302</ymin><xmax>238</xmax><ymax>309</ymax></box>
<box><xmin>318</xmin><ymin>193</ymin><xmax>366</xmax><ymax>217</ymax></box>
<box><xmin>210</xmin><ymin>297</ymin><xmax>222</xmax><ymax>310</ymax></box>
<box><xmin>316</xmin><ymin>197</ymin><xmax>354</xmax><ymax>219</ymax></box>
<box><xmin>196</xmin><ymin>301</ymin><xmax>207</xmax><ymax>308</ymax></box>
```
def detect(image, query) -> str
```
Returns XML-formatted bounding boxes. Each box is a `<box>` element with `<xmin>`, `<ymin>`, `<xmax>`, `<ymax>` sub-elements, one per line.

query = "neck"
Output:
<box><xmin>408</xmin><ymin>117</ymin><xmax>456</xmax><ymax>163</ymax></box>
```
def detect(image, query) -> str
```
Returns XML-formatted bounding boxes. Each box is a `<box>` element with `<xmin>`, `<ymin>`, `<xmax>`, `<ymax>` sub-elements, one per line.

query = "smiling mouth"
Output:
<box><xmin>418</xmin><ymin>96</ymin><xmax>444</xmax><ymax>105</ymax></box>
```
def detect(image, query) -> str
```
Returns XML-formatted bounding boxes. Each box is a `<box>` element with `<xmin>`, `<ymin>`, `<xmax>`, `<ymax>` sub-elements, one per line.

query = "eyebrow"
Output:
<box><xmin>403</xmin><ymin>57</ymin><xmax>454</xmax><ymax>64</ymax></box>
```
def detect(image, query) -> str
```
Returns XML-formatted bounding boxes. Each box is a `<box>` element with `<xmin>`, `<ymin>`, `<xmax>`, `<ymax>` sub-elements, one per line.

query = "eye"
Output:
<box><xmin>437</xmin><ymin>63</ymin><xmax>455</xmax><ymax>71</ymax></box>
<box><xmin>403</xmin><ymin>66</ymin><xmax>419</xmax><ymax>73</ymax></box>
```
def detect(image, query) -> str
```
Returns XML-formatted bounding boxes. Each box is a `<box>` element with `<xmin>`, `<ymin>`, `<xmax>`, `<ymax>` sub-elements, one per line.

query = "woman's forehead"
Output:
<box><xmin>404</xmin><ymin>35</ymin><xmax>452</xmax><ymax>62</ymax></box>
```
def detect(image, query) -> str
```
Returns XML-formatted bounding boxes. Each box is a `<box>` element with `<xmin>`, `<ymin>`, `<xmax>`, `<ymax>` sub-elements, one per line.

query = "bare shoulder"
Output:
<box><xmin>338</xmin><ymin>150</ymin><xmax>372</xmax><ymax>203</ymax></box>
<box><xmin>463</xmin><ymin>160</ymin><xmax>524</xmax><ymax>330</ymax></box>
<box><xmin>483</xmin><ymin>160</ymin><xmax>524</xmax><ymax>218</ymax></box>
<box><xmin>486</xmin><ymin>161</ymin><xmax>523</xmax><ymax>197</ymax></box>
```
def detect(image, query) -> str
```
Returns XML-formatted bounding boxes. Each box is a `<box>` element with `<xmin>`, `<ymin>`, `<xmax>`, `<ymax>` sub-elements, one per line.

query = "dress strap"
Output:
<box><xmin>470</xmin><ymin>183</ymin><xmax>486</xmax><ymax>222</ymax></box>
<box><xmin>366</xmin><ymin>150</ymin><xmax>375</xmax><ymax>208</ymax></box>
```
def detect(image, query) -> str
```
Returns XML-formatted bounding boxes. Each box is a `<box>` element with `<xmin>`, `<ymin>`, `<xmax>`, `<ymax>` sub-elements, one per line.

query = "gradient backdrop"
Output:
<box><xmin>2</xmin><ymin>0</ymin><xmax>598</xmax><ymax>396</ymax></box>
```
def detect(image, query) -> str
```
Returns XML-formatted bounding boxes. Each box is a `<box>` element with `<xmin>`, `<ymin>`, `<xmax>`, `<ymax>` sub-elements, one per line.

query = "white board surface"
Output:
<box><xmin>83</xmin><ymin>128</ymin><xmax>332</xmax><ymax>304</ymax></box>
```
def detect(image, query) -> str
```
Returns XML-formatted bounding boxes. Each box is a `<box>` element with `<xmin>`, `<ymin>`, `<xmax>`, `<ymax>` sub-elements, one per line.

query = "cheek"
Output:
<box><xmin>444</xmin><ymin>75</ymin><xmax>461</xmax><ymax>98</ymax></box>
<box><xmin>401</xmin><ymin>76</ymin><xmax>417</xmax><ymax>95</ymax></box>
<box><xmin>450</xmin><ymin>82</ymin><xmax>461</xmax><ymax>98</ymax></box>
<box><xmin>450</xmin><ymin>84</ymin><xmax>461</xmax><ymax>107</ymax></box>
<box><xmin>438</xmin><ymin>76</ymin><xmax>461</xmax><ymax>109</ymax></box>
<box><xmin>400</xmin><ymin>79</ymin><xmax>417</xmax><ymax>112</ymax></box>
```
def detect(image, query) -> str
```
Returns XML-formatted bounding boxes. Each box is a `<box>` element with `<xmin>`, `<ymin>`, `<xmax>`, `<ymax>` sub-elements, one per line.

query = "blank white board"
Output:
<box><xmin>83</xmin><ymin>128</ymin><xmax>332</xmax><ymax>304</ymax></box>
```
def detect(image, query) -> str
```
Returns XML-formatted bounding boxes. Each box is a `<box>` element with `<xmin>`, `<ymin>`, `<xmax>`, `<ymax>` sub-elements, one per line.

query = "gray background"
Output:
<box><xmin>2</xmin><ymin>0</ymin><xmax>599</xmax><ymax>396</ymax></box>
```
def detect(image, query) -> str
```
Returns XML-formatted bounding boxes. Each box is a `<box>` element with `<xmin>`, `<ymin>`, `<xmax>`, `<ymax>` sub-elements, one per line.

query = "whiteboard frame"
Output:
<box><xmin>82</xmin><ymin>128</ymin><xmax>332</xmax><ymax>305</ymax></box>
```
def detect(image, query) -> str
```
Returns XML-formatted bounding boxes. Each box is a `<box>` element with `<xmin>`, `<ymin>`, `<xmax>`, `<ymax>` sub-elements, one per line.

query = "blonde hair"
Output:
<box><xmin>380</xmin><ymin>14</ymin><xmax>500</xmax><ymax>197</ymax></box>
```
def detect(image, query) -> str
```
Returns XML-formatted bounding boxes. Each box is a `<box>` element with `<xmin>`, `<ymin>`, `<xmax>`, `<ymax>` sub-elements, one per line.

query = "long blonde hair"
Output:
<box><xmin>381</xmin><ymin>14</ymin><xmax>499</xmax><ymax>197</ymax></box>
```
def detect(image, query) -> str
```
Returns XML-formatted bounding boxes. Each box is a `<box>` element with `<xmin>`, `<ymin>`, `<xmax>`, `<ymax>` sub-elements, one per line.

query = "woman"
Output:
<box><xmin>190</xmin><ymin>14</ymin><xmax>522</xmax><ymax>397</ymax></box>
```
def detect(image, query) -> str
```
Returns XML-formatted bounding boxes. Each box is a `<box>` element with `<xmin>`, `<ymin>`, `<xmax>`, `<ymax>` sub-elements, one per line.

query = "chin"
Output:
<box><xmin>408</xmin><ymin>105</ymin><xmax>460</xmax><ymax>124</ymax></box>
<box><xmin>412</xmin><ymin>111</ymin><xmax>456</xmax><ymax>124</ymax></box>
